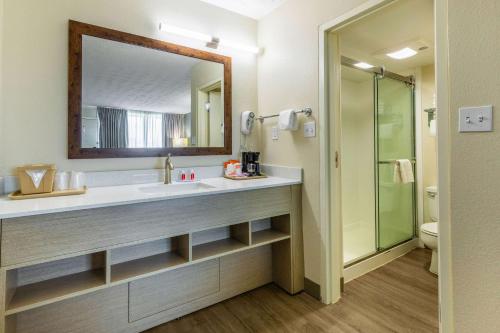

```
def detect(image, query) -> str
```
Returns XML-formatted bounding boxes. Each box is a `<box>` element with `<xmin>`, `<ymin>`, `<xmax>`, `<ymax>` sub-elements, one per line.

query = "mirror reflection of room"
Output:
<box><xmin>80</xmin><ymin>35</ymin><xmax>224</xmax><ymax>149</ymax></box>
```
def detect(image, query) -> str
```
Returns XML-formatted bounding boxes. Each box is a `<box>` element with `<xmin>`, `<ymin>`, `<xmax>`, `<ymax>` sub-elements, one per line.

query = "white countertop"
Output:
<box><xmin>0</xmin><ymin>177</ymin><xmax>301</xmax><ymax>219</ymax></box>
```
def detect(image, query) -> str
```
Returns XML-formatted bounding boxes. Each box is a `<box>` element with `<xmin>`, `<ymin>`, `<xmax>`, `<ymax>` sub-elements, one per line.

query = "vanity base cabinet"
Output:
<box><xmin>0</xmin><ymin>185</ymin><xmax>303</xmax><ymax>333</ymax></box>
<box><xmin>7</xmin><ymin>246</ymin><xmax>273</xmax><ymax>333</ymax></box>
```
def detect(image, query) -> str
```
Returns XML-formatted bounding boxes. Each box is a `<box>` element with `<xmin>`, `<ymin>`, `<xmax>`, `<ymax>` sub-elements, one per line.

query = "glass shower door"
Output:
<box><xmin>375</xmin><ymin>76</ymin><xmax>416</xmax><ymax>250</ymax></box>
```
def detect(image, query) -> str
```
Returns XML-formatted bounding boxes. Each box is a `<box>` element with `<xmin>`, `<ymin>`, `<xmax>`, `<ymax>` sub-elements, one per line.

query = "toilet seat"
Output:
<box><xmin>421</xmin><ymin>222</ymin><xmax>438</xmax><ymax>236</ymax></box>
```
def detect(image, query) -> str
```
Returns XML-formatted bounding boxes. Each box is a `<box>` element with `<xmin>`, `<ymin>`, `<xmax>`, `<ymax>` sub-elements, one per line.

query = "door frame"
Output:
<box><xmin>196</xmin><ymin>79</ymin><xmax>223</xmax><ymax>147</ymax></box>
<box><xmin>318</xmin><ymin>0</ymin><xmax>453</xmax><ymax>331</ymax></box>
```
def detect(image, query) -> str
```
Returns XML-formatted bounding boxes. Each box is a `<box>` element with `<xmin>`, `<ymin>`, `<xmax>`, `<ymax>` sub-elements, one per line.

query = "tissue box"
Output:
<box><xmin>17</xmin><ymin>164</ymin><xmax>56</xmax><ymax>195</ymax></box>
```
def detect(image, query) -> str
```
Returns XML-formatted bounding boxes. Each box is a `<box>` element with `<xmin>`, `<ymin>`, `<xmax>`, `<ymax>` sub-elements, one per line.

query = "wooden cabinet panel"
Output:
<box><xmin>129</xmin><ymin>259</ymin><xmax>220</xmax><ymax>322</ymax></box>
<box><xmin>1</xmin><ymin>187</ymin><xmax>290</xmax><ymax>266</ymax></box>
<box><xmin>14</xmin><ymin>285</ymin><xmax>129</xmax><ymax>333</ymax></box>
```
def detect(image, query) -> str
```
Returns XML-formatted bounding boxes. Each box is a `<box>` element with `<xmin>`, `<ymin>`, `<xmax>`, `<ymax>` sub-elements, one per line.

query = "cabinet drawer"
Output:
<box><xmin>129</xmin><ymin>259</ymin><xmax>220</xmax><ymax>322</ymax></box>
<box><xmin>1</xmin><ymin>186</ymin><xmax>291</xmax><ymax>266</ymax></box>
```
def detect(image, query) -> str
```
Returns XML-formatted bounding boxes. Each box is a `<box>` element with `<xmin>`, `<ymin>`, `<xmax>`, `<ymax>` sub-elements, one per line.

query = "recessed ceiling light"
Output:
<box><xmin>354</xmin><ymin>62</ymin><xmax>375</xmax><ymax>69</ymax></box>
<box><xmin>386</xmin><ymin>47</ymin><xmax>417</xmax><ymax>60</ymax></box>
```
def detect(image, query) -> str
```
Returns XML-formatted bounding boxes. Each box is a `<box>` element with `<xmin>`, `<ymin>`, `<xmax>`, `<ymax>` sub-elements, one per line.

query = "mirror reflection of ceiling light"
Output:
<box><xmin>158</xmin><ymin>22</ymin><xmax>260</xmax><ymax>54</ymax></box>
<box><xmin>386</xmin><ymin>47</ymin><xmax>418</xmax><ymax>60</ymax></box>
<box><xmin>354</xmin><ymin>62</ymin><xmax>375</xmax><ymax>69</ymax></box>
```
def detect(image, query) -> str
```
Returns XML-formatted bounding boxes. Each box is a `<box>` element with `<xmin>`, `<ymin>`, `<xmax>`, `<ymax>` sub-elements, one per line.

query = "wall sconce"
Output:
<box><xmin>158</xmin><ymin>22</ymin><xmax>261</xmax><ymax>54</ymax></box>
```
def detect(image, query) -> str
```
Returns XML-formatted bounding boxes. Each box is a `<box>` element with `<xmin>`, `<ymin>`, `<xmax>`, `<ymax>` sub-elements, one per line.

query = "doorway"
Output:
<box><xmin>197</xmin><ymin>80</ymin><xmax>224</xmax><ymax>147</ymax></box>
<box><xmin>318</xmin><ymin>0</ymin><xmax>446</xmax><ymax>311</ymax></box>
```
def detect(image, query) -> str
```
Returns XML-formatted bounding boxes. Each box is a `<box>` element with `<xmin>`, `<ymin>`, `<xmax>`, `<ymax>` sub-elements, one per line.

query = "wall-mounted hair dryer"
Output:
<box><xmin>241</xmin><ymin>111</ymin><xmax>255</xmax><ymax>135</ymax></box>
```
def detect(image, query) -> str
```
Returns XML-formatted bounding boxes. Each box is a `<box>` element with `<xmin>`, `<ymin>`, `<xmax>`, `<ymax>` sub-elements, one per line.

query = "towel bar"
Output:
<box><xmin>378</xmin><ymin>159</ymin><xmax>416</xmax><ymax>165</ymax></box>
<box><xmin>256</xmin><ymin>108</ymin><xmax>312</xmax><ymax>123</ymax></box>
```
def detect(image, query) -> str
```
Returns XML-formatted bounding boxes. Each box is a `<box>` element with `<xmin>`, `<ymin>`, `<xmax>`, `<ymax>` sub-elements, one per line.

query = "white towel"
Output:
<box><xmin>429</xmin><ymin>119</ymin><xmax>437</xmax><ymax>137</ymax></box>
<box><xmin>278</xmin><ymin>109</ymin><xmax>298</xmax><ymax>131</ymax></box>
<box><xmin>393</xmin><ymin>159</ymin><xmax>414</xmax><ymax>184</ymax></box>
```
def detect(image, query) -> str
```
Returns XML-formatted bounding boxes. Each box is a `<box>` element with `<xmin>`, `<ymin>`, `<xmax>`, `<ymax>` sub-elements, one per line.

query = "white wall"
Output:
<box><xmin>420</xmin><ymin>65</ymin><xmax>437</xmax><ymax>222</ymax></box>
<box><xmin>0</xmin><ymin>0</ymin><xmax>258</xmax><ymax>175</ymax></box>
<box><xmin>258</xmin><ymin>0</ymin><xmax>367</xmax><ymax>284</ymax></box>
<box><xmin>448</xmin><ymin>0</ymin><xmax>500</xmax><ymax>331</ymax></box>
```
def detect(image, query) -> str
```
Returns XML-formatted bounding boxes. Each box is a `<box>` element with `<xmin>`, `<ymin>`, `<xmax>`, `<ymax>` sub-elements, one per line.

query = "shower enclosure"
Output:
<box><xmin>341</xmin><ymin>57</ymin><xmax>416</xmax><ymax>265</ymax></box>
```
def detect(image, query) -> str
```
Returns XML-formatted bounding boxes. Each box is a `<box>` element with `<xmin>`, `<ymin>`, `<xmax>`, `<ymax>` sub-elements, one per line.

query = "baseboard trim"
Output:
<box><xmin>304</xmin><ymin>278</ymin><xmax>321</xmax><ymax>300</ymax></box>
<box><xmin>343</xmin><ymin>238</ymin><xmax>419</xmax><ymax>283</ymax></box>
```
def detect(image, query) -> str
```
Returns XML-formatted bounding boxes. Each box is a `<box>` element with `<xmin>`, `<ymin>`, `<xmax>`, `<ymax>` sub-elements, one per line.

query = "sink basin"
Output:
<box><xmin>138</xmin><ymin>182</ymin><xmax>215</xmax><ymax>194</ymax></box>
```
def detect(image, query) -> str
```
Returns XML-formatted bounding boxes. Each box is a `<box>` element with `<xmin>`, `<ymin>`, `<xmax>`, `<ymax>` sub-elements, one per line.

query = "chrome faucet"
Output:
<box><xmin>164</xmin><ymin>154</ymin><xmax>174</xmax><ymax>184</ymax></box>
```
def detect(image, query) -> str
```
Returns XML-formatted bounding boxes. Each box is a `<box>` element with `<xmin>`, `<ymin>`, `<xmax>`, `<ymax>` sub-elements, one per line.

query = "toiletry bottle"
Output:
<box><xmin>190</xmin><ymin>169</ymin><xmax>196</xmax><ymax>181</ymax></box>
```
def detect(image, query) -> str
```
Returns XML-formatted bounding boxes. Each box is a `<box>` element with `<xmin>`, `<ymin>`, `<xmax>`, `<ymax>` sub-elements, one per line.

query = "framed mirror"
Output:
<box><xmin>68</xmin><ymin>20</ymin><xmax>232</xmax><ymax>158</ymax></box>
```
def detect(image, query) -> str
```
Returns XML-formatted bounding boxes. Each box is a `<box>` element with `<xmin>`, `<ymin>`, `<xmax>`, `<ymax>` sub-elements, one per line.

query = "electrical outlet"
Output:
<box><xmin>304</xmin><ymin>121</ymin><xmax>316</xmax><ymax>138</ymax></box>
<box><xmin>271</xmin><ymin>126</ymin><xmax>279</xmax><ymax>140</ymax></box>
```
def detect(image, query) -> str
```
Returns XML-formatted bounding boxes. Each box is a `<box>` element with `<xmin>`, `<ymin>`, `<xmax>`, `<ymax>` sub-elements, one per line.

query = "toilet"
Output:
<box><xmin>420</xmin><ymin>186</ymin><xmax>438</xmax><ymax>274</ymax></box>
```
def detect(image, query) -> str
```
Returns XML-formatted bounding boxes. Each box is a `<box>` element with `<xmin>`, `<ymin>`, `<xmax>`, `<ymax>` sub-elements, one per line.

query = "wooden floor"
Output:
<box><xmin>147</xmin><ymin>249</ymin><xmax>438</xmax><ymax>333</ymax></box>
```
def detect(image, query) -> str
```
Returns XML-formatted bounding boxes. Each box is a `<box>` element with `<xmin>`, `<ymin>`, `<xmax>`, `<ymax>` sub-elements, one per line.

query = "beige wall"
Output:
<box><xmin>258</xmin><ymin>0</ymin><xmax>366</xmax><ymax>283</ymax></box>
<box><xmin>420</xmin><ymin>65</ymin><xmax>437</xmax><ymax>222</ymax></box>
<box><xmin>448</xmin><ymin>0</ymin><xmax>500</xmax><ymax>331</ymax></box>
<box><xmin>0</xmin><ymin>0</ymin><xmax>258</xmax><ymax>176</ymax></box>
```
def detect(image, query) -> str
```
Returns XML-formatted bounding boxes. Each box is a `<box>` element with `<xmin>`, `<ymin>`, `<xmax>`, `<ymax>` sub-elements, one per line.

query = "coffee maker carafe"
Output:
<box><xmin>241</xmin><ymin>152</ymin><xmax>261</xmax><ymax>176</ymax></box>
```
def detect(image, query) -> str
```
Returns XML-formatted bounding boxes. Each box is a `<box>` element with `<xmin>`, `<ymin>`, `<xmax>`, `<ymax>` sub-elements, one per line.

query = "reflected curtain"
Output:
<box><xmin>162</xmin><ymin>114</ymin><xmax>186</xmax><ymax>147</ymax></box>
<box><xmin>97</xmin><ymin>107</ymin><xmax>128</xmax><ymax>148</ymax></box>
<box><xmin>127</xmin><ymin>111</ymin><xmax>163</xmax><ymax>148</ymax></box>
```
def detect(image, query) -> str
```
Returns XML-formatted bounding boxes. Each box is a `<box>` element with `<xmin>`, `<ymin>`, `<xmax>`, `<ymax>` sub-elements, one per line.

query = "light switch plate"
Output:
<box><xmin>271</xmin><ymin>126</ymin><xmax>279</xmax><ymax>140</ymax></box>
<box><xmin>304</xmin><ymin>121</ymin><xmax>316</xmax><ymax>138</ymax></box>
<box><xmin>459</xmin><ymin>105</ymin><xmax>493</xmax><ymax>132</ymax></box>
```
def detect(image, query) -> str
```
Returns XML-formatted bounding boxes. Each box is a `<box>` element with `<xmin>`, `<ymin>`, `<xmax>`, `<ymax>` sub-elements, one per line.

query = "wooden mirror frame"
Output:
<box><xmin>68</xmin><ymin>20</ymin><xmax>232</xmax><ymax>159</ymax></box>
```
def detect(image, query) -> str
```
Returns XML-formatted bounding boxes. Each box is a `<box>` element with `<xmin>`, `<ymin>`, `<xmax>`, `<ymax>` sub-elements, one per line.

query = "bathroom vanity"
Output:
<box><xmin>0</xmin><ymin>177</ymin><xmax>303</xmax><ymax>333</ymax></box>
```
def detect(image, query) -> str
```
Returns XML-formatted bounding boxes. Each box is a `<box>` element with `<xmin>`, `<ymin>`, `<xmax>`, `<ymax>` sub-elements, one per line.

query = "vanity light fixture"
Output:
<box><xmin>354</xmin><ymin>62</ymin><xmax>375</xmax><ymax>69</ymax></box>
<box><xmin>158</xmin><ymin>22</ymin><xmax>212</xmax><ymax>43</ymax></box>
<box><xmin>158</xmin><ymin>22</ymin><xmax>260</xmax><ymax>54</ymax></box>
<box><xmin>386</xmin><ymin>47</ymin><xmax>417</xmax><ymax>60</ymax></box>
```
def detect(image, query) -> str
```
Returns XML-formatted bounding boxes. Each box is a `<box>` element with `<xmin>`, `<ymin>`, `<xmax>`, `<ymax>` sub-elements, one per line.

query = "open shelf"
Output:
<box><xmin>192</xmin><ymin>238</ymin><xmax>247</xmax><ymax>261</ymax></box>
<box><xmin>252</xmin><ymin>229</ymin><xmax>290</xmax><ymax>245</ymax></box>
<box><xmin>251</xmin><ymin>215</ymin><xmax>290</xmax><ymax>246</ymax></box>
<box><xmin>5</xmin><ymin>252</ymin><xmax>106</xmax><ymax>315</ymax></box>
<box><xmin>192</xmin><ymin>222</ymin><xmax>250</xmax><ymax>261</ymax></box>
<box><xmin>110</xmin><ymin>235</ymin><xmax>190</xmax><ymax>283</ymax></box>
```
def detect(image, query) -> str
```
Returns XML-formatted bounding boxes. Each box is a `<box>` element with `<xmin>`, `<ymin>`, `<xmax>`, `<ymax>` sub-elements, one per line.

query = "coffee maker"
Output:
<box><xmin>241</xmin><ymin>152</ymin><xmax>261</xmax><ymax>176</ymax></box>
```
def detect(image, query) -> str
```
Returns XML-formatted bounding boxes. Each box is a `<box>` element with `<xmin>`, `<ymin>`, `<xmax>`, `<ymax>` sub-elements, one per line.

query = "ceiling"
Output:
<box><xmin>340</xmin><ymin>0</ymin><xmax>434</xmax><ymax>78</ymax></box>
<box><xmin>82</xmin><ymin>36</ymin><xmax>214</xmax><ymax>114</ymax></box>
<box><xmin>199</xmin><ymin>0</ymin><xmax>288</xmax><ymax>19</ymax></box>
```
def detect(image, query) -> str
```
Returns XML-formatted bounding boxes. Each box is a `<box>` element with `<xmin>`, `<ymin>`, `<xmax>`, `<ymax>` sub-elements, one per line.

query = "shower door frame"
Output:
<box><xmin>373</xmin><ymin>73</ymin><xmax>417</xmax><ymax>252</ymax></box>
<box><xmin>339</xmin><ymin>63</ymin><xmax>418</xmax><ymax>268</ymax></box>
